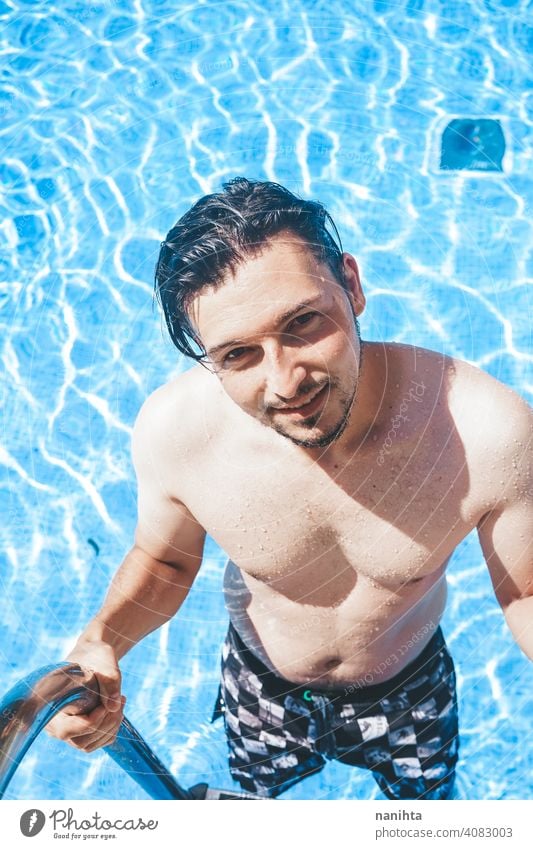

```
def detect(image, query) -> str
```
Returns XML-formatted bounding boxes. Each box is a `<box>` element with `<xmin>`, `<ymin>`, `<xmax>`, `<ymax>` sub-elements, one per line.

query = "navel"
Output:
<box><xmin>322</xmin><ymin>656</ymin><xmax>342</xmax><ymax>670</ymax></box>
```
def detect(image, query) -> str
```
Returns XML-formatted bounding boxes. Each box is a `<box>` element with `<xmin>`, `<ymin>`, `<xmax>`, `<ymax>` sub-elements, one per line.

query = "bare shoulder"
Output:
<box><xmin>445</xmin><ymin>356</ymin><xmax>532</xmax><ymax>444</ymax></box>
<box><xmin>393</xmin><ymin>344</ymin><xmax>533</xmax><ymax>479</ymax></box>
<box><xmin>394</xmin><ymin>343</ymin><xmax>531</xmax><ymax>434</ymax></box>
<box><xmin>132</xmin><ymin>365</ymin><xmax>216</xmax><ymax>469</ymax></box>
<box><xmin>444</xmin><ymin>356</ymin><xmax>532</xmax><ymax>504</ymax></box>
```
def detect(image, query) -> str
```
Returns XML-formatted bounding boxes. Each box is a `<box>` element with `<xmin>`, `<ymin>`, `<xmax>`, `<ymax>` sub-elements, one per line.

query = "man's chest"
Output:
<box><xmin>180</xmin><ymin>431</ymin><xmax>481</xmax><ymax>593</ymax></box>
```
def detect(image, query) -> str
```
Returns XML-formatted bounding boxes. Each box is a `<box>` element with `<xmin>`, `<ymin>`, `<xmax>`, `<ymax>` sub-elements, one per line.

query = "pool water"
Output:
<box><xmin>1</xmin><ymin>0</ymin><xmax>531</xmax><ymax>800</ymax></box>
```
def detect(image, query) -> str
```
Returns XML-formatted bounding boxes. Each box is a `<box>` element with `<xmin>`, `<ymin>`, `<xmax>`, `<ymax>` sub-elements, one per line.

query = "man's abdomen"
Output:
<box><xmin>224</xmin><ymin>560</ymin><xmax>448</xmax><ymax>689</ymax></box>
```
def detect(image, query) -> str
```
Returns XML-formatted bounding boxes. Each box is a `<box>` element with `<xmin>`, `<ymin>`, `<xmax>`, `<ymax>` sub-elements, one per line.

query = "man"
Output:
<box><xmin>47</xmin><ymin>177</ymin><xmax>532</xmax><ymax>800</ymax></box>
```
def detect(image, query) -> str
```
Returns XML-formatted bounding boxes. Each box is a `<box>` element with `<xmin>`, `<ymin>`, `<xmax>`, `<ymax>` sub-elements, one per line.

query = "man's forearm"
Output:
<box><xmin>504</xmin><ymin>595</ymin><xmax>533</xmax><ymax>661</ymax></box>
<box><xmin>76</xmin><ymin>545</ymin><xmax>198</xmax><ymax>660</ymax></box>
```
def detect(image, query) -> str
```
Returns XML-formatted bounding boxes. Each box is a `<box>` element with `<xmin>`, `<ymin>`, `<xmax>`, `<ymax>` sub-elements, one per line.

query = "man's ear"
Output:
<box><xmin>342</xmin><ymin>253</ymin><xmax>366</xmax><ymax>316</ymax></box>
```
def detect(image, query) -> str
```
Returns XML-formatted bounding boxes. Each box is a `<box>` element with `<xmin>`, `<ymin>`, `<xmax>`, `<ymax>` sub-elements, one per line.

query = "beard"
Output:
<box><xmin>268</xmin><ymin>317</ymin><xmax>363</xmax><ymax>449</ymax></box>
<box><xmin>270</xmin><ymin>379</ymin><xmax>358</xmax><ymax>448</ymax></box>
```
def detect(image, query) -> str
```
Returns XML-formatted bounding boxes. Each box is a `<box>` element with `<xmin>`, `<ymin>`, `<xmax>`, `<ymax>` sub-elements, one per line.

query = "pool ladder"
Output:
<box><xmin>0</xmin><ymin>663</ymin><xmax>264</xmax><ymax>800</ymax></box>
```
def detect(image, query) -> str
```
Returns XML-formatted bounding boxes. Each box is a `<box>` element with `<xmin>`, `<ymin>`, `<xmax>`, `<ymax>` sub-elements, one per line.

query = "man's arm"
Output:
<box><xmin>77</xmin><ymin>543</ymin><xmax>202</xmax><ymax>660</ymax></box>
<box><xmin>477</xmin><ymin>395</ymin><xmax>533</xmax><ymax>659</ymax></box>
<box><xmin>47</xmin><ymin>384</ymin><xmax>206</xmax><ymax>750</ymax></box>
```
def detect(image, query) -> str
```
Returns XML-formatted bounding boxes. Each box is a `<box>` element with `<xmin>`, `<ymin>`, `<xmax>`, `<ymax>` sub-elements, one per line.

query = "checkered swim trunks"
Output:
<box><xmin>212</xmin><ymin>622</ymin><xmax>459</xmax><ymax>799</ymax></box>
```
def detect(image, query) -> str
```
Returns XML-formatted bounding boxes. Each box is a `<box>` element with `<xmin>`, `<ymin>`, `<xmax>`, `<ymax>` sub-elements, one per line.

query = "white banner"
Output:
<box><xmin>1</xmin><ymin>799</ymin><xmax>530</xmax><ymax>849</ymax></box>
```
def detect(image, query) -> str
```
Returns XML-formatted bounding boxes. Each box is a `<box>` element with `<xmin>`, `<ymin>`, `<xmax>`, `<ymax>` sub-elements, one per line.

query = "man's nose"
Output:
<box><xmin>263</xmin><ymin>343</ymin><xmax>307</xmax><ymax>402</ymax></box>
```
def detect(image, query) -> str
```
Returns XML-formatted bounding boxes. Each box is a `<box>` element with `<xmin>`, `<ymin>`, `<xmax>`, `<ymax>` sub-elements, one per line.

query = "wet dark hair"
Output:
<box><xmin>154</xmin><ymin>176</ymin><xmax>345</xmax><ymax>361</ymax></box>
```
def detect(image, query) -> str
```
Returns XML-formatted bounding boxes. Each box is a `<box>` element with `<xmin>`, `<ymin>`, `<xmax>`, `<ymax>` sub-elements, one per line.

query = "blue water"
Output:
<box><xmin>1</xmin><ymin>0</ymin><xmax>532</xmax><ymax>800</ymax></box>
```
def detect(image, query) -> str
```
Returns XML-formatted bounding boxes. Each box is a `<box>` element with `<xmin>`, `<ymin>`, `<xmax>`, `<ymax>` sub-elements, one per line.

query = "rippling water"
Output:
<box><xmin>1</xmin><ymin>0</ymin><xmax>531</xmax><ymax>800</ymax></box>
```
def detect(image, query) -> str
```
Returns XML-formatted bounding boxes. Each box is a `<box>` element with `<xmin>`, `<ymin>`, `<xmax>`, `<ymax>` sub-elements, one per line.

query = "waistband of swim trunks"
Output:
<box><xmin>226</xmin><ymin>620</ymin><xmax>446</xmax><ymax>703</ymax></box>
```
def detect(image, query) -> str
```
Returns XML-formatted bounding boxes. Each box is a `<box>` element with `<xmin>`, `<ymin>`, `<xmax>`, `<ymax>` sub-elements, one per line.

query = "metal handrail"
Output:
<box><xmin>0</xmin><ymin>663</ymin><xmax>264</xmax><ymax>800</ymax></box>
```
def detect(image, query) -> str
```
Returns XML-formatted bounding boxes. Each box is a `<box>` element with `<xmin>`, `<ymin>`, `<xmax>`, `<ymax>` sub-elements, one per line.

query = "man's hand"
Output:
<box><xmin>46</xmin><ymin>641</ymin><xmax>126</xmax><ymax>753</ymax></box>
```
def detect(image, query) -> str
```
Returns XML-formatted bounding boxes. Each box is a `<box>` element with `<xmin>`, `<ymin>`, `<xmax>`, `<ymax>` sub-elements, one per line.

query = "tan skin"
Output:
<box><xmin>46</xmin><ymin>233</ymin><xmax>533</xmax><ymax>752</ymax></box>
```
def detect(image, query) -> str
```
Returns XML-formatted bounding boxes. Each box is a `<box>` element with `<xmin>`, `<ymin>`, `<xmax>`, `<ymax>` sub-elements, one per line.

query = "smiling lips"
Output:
<box><xmin>272</xmin><ymin>384</ymin><xmax>329</xmax><ymax>417</ymax></box>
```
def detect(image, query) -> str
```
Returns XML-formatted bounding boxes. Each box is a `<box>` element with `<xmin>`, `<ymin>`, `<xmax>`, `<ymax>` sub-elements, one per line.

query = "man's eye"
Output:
<box><xmin>290</xmin><ymin>312</ymin><xmax>320</xmax><ymax>329</ymax></box>
<box><xmin>223</xmin><ymin>347</ymin><xmax>249</xmax><ymax>365</ymax></box>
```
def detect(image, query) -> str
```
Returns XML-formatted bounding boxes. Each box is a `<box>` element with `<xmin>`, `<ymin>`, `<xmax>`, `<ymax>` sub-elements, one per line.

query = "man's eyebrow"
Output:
<box><xmin>206</xmin><ymin>296</ymin><xmax>324</xmax><ymax>359</ymax></box>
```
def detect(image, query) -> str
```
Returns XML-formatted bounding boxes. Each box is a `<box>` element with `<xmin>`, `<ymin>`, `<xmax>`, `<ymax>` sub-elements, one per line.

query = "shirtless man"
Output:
<box><xmin>47</xmin><ymin>177</ymin><xmax>532</xmax><ymax>800</ymax></box>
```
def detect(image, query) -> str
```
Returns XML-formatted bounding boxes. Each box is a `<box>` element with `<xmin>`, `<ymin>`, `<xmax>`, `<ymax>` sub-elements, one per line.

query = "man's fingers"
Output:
<box><xmin>65</xmin><ymin>642</ymin><xmax>122</xmax><ymax>713</ymax></box>
<box><xmin>70</xmin><ymin>727</ymin><xmax>118</xmax><ymax>750</ymax></box>
<box><xmin>47</xmin><ymin>707</ymin><xmax>103</xmax><ymax>739</ymax></box>
<box><xmin>78</xmin><ymin>728</ymin><xmax>121</xmax><ymax>753</ymax></box>
<box><xmin>68</xmin><ymin>704</ymin><xmax>125</xmax><ymax>751</ymax></box>
<box><xmin>47</xmin><ymin>702</ymin><xmax>117</xmax><ymax>742</ymax></box>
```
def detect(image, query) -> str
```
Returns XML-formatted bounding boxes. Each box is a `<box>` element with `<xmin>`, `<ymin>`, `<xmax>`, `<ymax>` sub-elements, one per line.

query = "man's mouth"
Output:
<box><xmin>271</xmin><ymin>384</ymin><xmax>329</xmax><ymax>418</ymax></box>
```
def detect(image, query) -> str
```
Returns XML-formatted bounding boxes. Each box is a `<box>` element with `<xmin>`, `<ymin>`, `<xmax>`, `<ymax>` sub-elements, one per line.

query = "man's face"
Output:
<box><xmin>190</xmin><ymin>234</ymin><xmax>366</xmax><ymax>448</ymax></box>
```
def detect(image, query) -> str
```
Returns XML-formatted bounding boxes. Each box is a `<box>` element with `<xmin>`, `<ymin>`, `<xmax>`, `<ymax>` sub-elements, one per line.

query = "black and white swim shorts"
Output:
<box><xmin>212</xmin><ymin>621</ymin><xmax>459</xmax><ymax>799</ymax></box>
